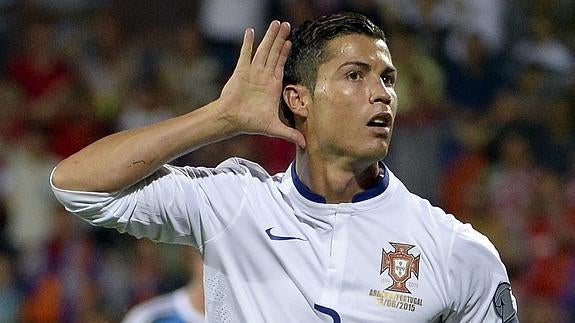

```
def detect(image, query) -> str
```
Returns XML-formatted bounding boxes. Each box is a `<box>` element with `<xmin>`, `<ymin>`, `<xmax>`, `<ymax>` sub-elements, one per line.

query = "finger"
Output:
<box><xmin>236</xmin><ymin>28</ymin><xmax>254</xmax><ymax>70</ymax></box>
<box><xmin>265</xmin><ymin>22</ymin><xmax>291</xmax><ymax>70</ymax></box>
<box><xmin>252</xmin><ymin>21</ymin><xmax>281</xmax><ymax>67</ymax></box>
<box><xmin>275</xmin><ymin>40</ymin><xmax>292</xmax><ymax>79</ymax></box>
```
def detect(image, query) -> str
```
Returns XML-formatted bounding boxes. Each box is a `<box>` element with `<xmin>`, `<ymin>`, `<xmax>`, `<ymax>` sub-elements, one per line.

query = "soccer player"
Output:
<box><xmin>122</xmin><ymin>249</ymin><xmax>204</xmax><ymax>323</ymax></box>
<box><xmin>51</xmin><ymin>12</ymin><xmax>518</xmax><ymax>322</ymax></box>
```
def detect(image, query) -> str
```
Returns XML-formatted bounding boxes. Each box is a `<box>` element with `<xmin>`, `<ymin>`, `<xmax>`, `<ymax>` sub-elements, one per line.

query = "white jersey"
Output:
<box><xmin>122</xmin><ymin>287</ymin><xmax>204</xmax><ymax>323</ymax></box>
<box><xmin>51</xmin><ymin>158</ymin><xmax>518</xmax><ymax>323</ymax></box>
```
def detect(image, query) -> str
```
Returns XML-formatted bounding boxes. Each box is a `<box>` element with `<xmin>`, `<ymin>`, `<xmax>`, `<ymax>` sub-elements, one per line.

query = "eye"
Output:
<box><xmin>381</xmin><ymin>74</ymin><xmax>395</xmax><ymax>86</ymax></box>
<box><xmin>346</xmin><ymin>70</ymin><xmax>363</xmax><ymax>81</ymax></box>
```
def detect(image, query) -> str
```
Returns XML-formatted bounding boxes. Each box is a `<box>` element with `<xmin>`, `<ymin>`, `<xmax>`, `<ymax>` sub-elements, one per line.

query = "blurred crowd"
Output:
<box><xmin>0</xmin><ymin>0</ymin><xmax>573</xmax><ymax>322</ymax></box>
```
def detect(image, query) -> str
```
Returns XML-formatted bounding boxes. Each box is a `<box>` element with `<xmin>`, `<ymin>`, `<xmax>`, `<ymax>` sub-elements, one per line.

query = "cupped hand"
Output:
<box><xmin>218</xmin><ymin>21</ymin><xmax>305</xmax><ymax>148</ymax></box>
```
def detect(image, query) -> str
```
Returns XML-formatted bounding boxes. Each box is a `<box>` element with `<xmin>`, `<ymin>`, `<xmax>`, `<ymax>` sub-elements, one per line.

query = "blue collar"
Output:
<box><xmin>291</xmin><ymin>162</ymin><xmax>390</xmax><ymax>203</ymax></box>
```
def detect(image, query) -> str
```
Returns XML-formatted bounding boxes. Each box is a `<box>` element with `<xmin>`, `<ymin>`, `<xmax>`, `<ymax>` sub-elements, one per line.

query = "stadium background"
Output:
<box><xmin>0</xmin><ymin>0</ymin><xmax>573</xmax><ymax>322</ymax></box>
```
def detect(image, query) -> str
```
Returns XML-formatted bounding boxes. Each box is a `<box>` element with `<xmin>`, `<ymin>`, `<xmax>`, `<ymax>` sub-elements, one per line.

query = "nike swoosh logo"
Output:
<box><xmin>265</xmin><ymin>227</ymin><xmax>307</xmax><ymax>241</ymax></box>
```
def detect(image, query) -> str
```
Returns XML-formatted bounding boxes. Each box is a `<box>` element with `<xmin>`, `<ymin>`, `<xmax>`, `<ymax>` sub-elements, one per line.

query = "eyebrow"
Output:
<box><xmin>338</xmin><ymin>61</ymin><xmax>397</xmax><ymax>74</ymax></box>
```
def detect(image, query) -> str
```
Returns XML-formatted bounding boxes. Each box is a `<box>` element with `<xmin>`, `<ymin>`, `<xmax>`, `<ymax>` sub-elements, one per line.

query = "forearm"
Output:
<box><xmin>52</xmin><ymin>21</ymin><xmax>301</xmax><ymax>192</ymax></box>
<box><xmin>52</xmin><ymin>100</ymin><xmax>235</xmax><ymax>192</ymax></box>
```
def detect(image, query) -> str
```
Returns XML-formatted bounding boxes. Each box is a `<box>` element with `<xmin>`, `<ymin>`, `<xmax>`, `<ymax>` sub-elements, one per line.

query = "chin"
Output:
<box><xmin>368</xmin><ymin>141</ymin><xmax>389</xmax><ymax>158</ymax></box>
<box><xmin>354</xmin><ymin>147</ymin><xmax>388</xmax><ymax>167</ymax></box>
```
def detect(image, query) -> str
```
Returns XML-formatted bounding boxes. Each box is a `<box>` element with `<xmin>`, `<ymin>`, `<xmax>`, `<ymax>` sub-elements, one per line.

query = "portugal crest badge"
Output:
<box><xmin>381</xmin><ymin>242</ymin><xmax>420</xmax><ymax>294</ymax></box>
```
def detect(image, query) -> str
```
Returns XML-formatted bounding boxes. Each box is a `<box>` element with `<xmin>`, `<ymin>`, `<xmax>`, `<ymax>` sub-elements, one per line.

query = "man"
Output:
<box><xmin>122</xmin><ymin>249</ymin><xmax>204</xmax><ymax>323</ymax></box>
<box><xmin>51</xmin><ymin>12</ymin><xmax>518</xmax><ymax>322</ymax></box>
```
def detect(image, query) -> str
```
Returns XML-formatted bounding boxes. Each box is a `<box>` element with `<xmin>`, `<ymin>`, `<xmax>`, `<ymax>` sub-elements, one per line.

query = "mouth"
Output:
<box><xmin>366</xmin><ymin>112</ymin><xmax>393</xmax><ymax>128</ymax></box>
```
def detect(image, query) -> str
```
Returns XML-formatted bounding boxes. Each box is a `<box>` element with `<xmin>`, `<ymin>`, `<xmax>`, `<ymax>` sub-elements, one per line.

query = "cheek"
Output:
<box><xmin>317</xmin><ymin>83</ymin><xmax>360</xmax><ymax>110</ymax></box>
<box><xmin>312</xmin><ymin>81</ymin><xmax>366</xmax><ymax>132</ymax></box>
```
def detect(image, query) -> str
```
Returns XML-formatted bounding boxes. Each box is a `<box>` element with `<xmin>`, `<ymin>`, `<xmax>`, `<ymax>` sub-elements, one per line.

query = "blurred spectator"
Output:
<box><xmin>383</xmin><ymin>0</ymin><xmax>453</xmax><ymax>32</ymax></box>
<box><xmin>442</xmin><ymin>0</ymin><xmax>506</xmax><ymax>60</ymax></box>
<box><xmin>0</xmin><ymin>0</ymin><xmax>16</xmax><ymax>75</ymax></box>
<box><xmin>116</xmin><ymin>78</ymin><xmax>174</xmax><ymax>131</ymax></box>
<box><xmin>506</xmin><ymin>0</ymin><xmax>575</xmax><ymax>55</ymax></box>
<box><xmin>566</xmin><ymin>151</ymin><xmax>575</xmax><ymax>219</ymax></box>
<box><xmin>156</xmin><ymin>22</ymin><xmax>222</xmax><ymax>114</ymax></box>
<box><xmin>20</xmin><ymin>272</ymin><xmax>61</xmax><ymax>323</ymax></box>
<box><xmin>382</xmin><ymin>0</ymin><xmax>456</xmax><ymax>55</ymax></box>
<box><xmin>485</xmin><ymin>90</ymin><xmax>523</xmax><ymax>137</ymax></box>
<box><xmin>181</xmin><ymin>135</ymin><xmax>260</xmax><ymax>169</ymax></box>
<box><xmin>512</xmin><ymin>64</ymin><xmax>548</xmax><ymax>122</ymax></box>
<box><xmin>29</xmin><ymin>0</ymin><xmax>105</xmax><ymax>50</ymax></box>
<box><xmin>341</xmin><ymin>0</ymin><xmax>386</xmax><ymax>31</ymax></box>
<box><xmin>114</xmin><ymin>0</ymin><xmax>199</xmax><ymax>36</ymax></box>
<box><xmin>126</xmin><ymin>239</ymin><xmax>177</xmax><ymax>311</ymax></box>
<box><xmin>274</xmin><ymin>0</ymin><xmax>320</xmax><ymax>27</ymax></box>
<box><xmin>0</xmin><ymin>196</ymin><xmax>8</xmax><ymax>247</ymax></box>
<box><xmin>6</xmin><ymin>12</ymin><xmax>76</xmax><ymax>126</ymax></box>
<box><xmin>458</xmin><ymin>179</ymin><xmax>507</xmax><ymax>253</ymax></box>
<box><xmin>385</xmin><ymin>27</ymin><xmax>446</xmax><ymax>203</ymax></box>
<box><xmin>4</xmin><ymin>124</ymin><xmax>59</xmax><ymax>254</ymax></box>
<box><xmin>48</xmin><ymin>85</ymin><xmax>109</xmax><ymax>159</ymax></box>
<box><xmin>439</xmin><ymin>111</ymin><xmax>490</xmax><ymax>219</ymax></box>
<box><xmin>76</xmin><ymin>9</ymin><xmax>141</xmax><ymax>122</ymax></box>
<box><xmin>443</xmin><ymin>33</ymin><xmax>504</xmax><ymax>115</ymax></box>
<box><xmin>510</xmin><ymin>14</ymin><xmax>574</xmax><ymax>86</ymax></box>
<box><xmin>0</xmin><ymin>248</ymin><xmax>21</xmax><ymax>323</ymax></box>
<box><xmin>198</xmin><ymin>0</ymin><xmax>270</xmax><ymax>74</ymax></box>
<box><xmin>389</xmin><ymin>27</ymin><xmax>446</xmax><ymax>116</ymax></box>
<box><xmin>0</xmin><ymin>78</ymin><xmax>24</xmax><ymax>153</ymax></box>
<box><xmin>384</xmin><ymin>0</ymin><xmax>507</xmax><ymax>76</ymax></box>
<box><xmin>516</xmin><ymin>169</ymin><xmax>575</xmax><ymax>322</ymax></box>
<box><xmin>31</xmin><ymin>0</ymin><xmax>103</xmax><ymax>18</ymax></box>
<box><xmin>517</xmin><ymin>297</ymin><xmax>567</xmax><ymax>323</ymax></box>
<box><xmin>485</xmin><ymin>88</ymin><xmax>556</xmax><ymax>172</ymax></box>
<box><xmin>20</xmin><ymin>207</ymin><xmax>111</xmax><ymax>322</ymax></box>
<box><xmin>122</xmin><ymin>248</ymin><xmax>204</xmax><ymax>323</ymax></box>
<box><xmin>250</xmin><ymin>136</ymin><xmax>295</xmax><ymax>175</ymax></box>
<box><xmin>484</xmin><ymin>130</ymin><xmax>542</xmax><ymax>276</ymax></box>
<box><xmin>539</xmin><ymin>94</ymin><xmax>574</xmax><ymax>174</ymax></box>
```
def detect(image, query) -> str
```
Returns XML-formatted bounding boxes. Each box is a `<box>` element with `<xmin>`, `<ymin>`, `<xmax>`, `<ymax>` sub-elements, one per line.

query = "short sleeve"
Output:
<box><xmin>444</xmin><ymin>223</ymin><xmax>519</xmax><ymax>322</ymax></box>
<box><xmin>50</xmin><ymin>158</ymin><xmax>258</xmax><ymax>249</ymax></box>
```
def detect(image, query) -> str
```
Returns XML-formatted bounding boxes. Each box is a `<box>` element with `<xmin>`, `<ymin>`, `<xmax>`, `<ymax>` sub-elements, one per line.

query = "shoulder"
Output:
<box><xmin>390</xmin><ymin>174</ymin><xmax>503</xmax><ymax>272</ymax></box>
<box><xmin>448</xmin><ymin>221</ymin><xmax>511</xmax><ymax>303</ymax></box>
<box><xmin>174</xmin><ymin>157</ymin><xmax>284</xmax><ymax>204</ymax></box>
<box><xmin>213</xmin><ymin>157</ymin><xmax>289</xmax><ymax>191</ymax></box>
<box><xmin>446</xmin><ymin>223</ymin><xmax>518</xmax><ymax>321</ymax></box>
<box><xmin>160</xmin><ymin>157</ymin><xmax>277</xmax><ymax>186</ymax></box>
<box><xmin>451</xmin><ymin>222</ymin><xmax>504</xmax><ymax>271</ymax></box>
<box><xmin>418</xmin><ymin>202</ymin><xmax>506</xmax><ymax>276</ymax></box>
<box><xmin>391</xmin><ymin>173</ymin><xmax>462</xmax><ymax>237</ymax></box>
<box><xmin>216</xmin><ymin>157</ymin><xmax>273</xmax><ymax>180</ymax></box>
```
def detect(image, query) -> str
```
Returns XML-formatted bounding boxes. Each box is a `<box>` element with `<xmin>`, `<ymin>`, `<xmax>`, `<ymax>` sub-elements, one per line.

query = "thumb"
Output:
<box><xmin>273</xmin><ymin>124</ymin><xmax>306</xmax><ymax>149</ymax></box>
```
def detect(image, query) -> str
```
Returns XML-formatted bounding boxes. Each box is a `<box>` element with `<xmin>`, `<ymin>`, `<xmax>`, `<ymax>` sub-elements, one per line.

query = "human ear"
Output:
<box><xmin>282</xmin><ymin>84</ymin><xmax>310</xmax><ymax>118</ymax></box>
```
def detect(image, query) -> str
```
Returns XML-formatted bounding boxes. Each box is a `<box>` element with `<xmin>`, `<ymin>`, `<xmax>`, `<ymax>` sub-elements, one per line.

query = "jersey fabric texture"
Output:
<box><xmin>51</xmin><ymin>158</ymin><xmax>518</xmax><ymax>323</ymax></box>
<box><xmin>122</xmin><ymin>287</ymin><xmax>204</xmax><ymax>323</ymax></box>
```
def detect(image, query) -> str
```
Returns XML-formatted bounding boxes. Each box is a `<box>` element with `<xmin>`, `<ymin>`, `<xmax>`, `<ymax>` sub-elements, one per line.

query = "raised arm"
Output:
<box><xmin>52</xmin><ymin>21</ymin><xmax>304</xmax><ymax>192</ymax></box>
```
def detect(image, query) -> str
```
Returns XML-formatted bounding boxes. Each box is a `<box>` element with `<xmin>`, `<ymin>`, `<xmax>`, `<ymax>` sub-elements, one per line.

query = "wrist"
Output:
<box><xmin>200</xmin><ymin>99</ymin><xmax>241</xmax><ymax>138</ymax></box>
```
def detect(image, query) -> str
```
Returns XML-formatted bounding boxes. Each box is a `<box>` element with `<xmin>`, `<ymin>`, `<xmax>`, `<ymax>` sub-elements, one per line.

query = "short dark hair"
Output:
<box><xmin>281</xmin><ymin>12</ymin><xmax>386</xmax><ymax>127</ymax></box>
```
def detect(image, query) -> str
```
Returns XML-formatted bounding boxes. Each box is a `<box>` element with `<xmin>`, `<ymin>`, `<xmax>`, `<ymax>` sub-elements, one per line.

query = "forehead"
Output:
<box><xmin>322</xmin><ymin>34</ymin><xmax>392</xmax><ymax>69</ymax></box>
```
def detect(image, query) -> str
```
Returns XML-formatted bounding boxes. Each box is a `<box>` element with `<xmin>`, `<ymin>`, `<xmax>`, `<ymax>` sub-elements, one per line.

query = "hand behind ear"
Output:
<box><xmin>217</xmin><ymin>21</ymin><xmax>306</xmax><ymax>148</ymax></box>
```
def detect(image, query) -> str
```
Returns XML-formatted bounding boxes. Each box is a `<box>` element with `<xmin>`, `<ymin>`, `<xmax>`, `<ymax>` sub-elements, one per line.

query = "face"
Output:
<box><xmin>304</xmin><ymin>34</ymin><xmax>398</xmax><ymax>166</ymax></box>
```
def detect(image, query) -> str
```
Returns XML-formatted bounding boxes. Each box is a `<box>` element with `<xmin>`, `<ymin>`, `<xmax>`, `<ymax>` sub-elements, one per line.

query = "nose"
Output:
<box><xmin>369</xmin><ymin>77</ymin><xmax>392</xmax><ymax>105</ymax></box>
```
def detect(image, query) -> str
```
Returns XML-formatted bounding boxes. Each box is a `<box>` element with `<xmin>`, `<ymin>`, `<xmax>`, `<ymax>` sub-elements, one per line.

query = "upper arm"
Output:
<box><xmin>444</xmin><ymin>224</ymin><xmax>519</xmax><ymax>323</ymax></box>
<box><xmin>51</xmin><ymin>161</ymin><xmax>255</xmax><ymax>249</ymax></box>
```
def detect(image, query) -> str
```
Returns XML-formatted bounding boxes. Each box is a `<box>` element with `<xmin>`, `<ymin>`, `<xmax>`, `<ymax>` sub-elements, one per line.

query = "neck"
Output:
<box><xmin>295</xmin><ymin>149</ymin><xmax>380</xmax><ymax>203</ymax></box>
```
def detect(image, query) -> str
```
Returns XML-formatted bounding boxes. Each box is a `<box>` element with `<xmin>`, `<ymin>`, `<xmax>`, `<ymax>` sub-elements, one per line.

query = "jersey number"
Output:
<box><xmin>314</xmin><ymin>303</ymin><xmax>341</xmax><ymax>323</ymax></box>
